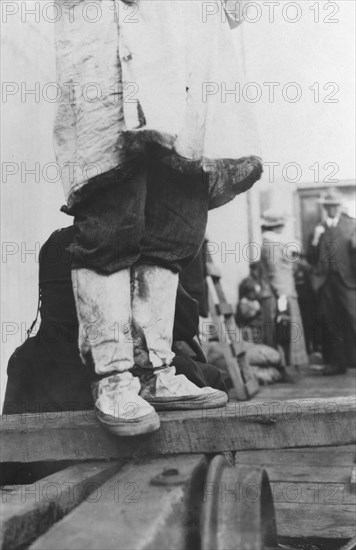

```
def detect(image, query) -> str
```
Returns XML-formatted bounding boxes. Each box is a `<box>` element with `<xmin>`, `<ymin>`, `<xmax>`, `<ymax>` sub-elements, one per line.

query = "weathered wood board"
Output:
<box><xmin>0</xmin><ymin>461</ymin><xmax>123</xmax><ymax>550</ymax></box>
<box><xmin>29</xmin><ymin>455</ymin><xmax>206</xmax><ymax>550</ymax></box>
<box><xmin>236</xmin><ymin>445</ymin><xmax>356</xmax><ymax>541</ymax></box>
<box><xmin>1</xmin><ymin>397</ymin><xmax>355</xmax><ymax>462</ymax></box>
<box><xmin>250</xmin><ymin>366</ymin><xmax>356</xmax><ymax>401</ymax></box>
<box><xmin>276</xmin><ymin>504</ymin><xmax>355</xmax><ymax>540</ymax></box>
<box><xmin>237</xmin><ymin>446</ymin><xmax>356</xmax><ymax>467</ymax></box>
<box><xmin>205</xmin><ymin>263</ymin><xmax>259</xmax><ymax>400</ymax></box>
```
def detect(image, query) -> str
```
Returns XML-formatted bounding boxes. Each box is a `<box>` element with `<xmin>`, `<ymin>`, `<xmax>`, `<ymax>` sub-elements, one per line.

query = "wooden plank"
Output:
<box><xmin>205</xmin><ymin>261</ymin><xmax>221</xmax><ymax>278</ymax></box>
<box><xmin>236</xmin><ymin>446</ymin><xmax>356</xmax><ymax>467</ymax></box>
<box><xmin>214</xmin><ymin>342</ymin><xmax>249</xmax><ymax>400</ymax></box>
<box><xmin>255</xmin><ymin>464</ymin><xmax>354</xmax><ymax>484</ymax></box>
<box><xmin>256</xmin><ymin>385</ymin><xmax>356</xmax><ymax>400</ymax></box>
<box><xmin>206</xmin><ymin>275</ymin><xmax>258</xmax><ymax>400</ymax></box>
<box><xmin>235</xmin><ymin>351</ymin><xmax>260</xmax><ymax>397</ymax></box>
<box><xmin>236</xmin><ymin>444</ymin><xmax>356</xmax><ymax>542</ymax></box>
<box><xmin>0</xmin><ymin>461</ymin><xmax>122</xmax><ymax>550</ymax></box>
<box><xmin>1</xmin><ymin>397</ymin><xmax>355</xmax><ymax>462</ymax></box>
<box><xmin>216</xmin><ymin>302</ymin><xmax>234</xmax><ymax>316</ymax></box>
<box><xmin>236</xmin><ymin>446</ymin><xmax>356</xmax><ymax>484</ymax></box>
<box><xmin>30</xmin><ymin>455</ymin><xmax>206</xmax><ymax>550</ymax></box>
<box><xmin>275</xmin><ymin>503</ymin><xmax>356</xmax><ymax>539</ymax></box>
<box><xmin>254</xmin><ymin>367</ymin><xmax>356</xmax><ymax>401</ymax></box>
<box><xmin>244</xmin><ymin>377</ymin><xmax>260</xmax><ymax>398</ymax></box>
<box><xmin>271</xmin><ymin>480</ymin><xmax>356</xmax><ymax>505</ymax></box>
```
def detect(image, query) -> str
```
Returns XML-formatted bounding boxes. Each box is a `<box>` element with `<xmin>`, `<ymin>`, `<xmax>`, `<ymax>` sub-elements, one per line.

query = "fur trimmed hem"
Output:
<box><xmin>61</xmin><ymin>133</ymin><xmax>263</xmax><ymax>215</ymax></box>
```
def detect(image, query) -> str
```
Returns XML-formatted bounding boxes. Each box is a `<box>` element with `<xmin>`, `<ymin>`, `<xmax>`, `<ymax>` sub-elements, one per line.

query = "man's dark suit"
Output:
<box><xmin>308</xmin><ymin>213</ymin><xmax>356</xmax><ymax>370</ymax></box>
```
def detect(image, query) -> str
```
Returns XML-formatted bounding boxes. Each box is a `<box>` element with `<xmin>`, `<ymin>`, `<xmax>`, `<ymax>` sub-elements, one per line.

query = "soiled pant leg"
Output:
<box><xmin>132</xmin><ymin>161</ymin><xmax>210</xmax><ymax>369</ymax></box>
<box><xmin>131</xmin><ymin>265</ymin><xmax>178</xmax><ymax>369</ymax></box>
<box><xmin>72</xmin><ymin>267</ymin><xmax>134</xmax><ymax>375</ymax></box>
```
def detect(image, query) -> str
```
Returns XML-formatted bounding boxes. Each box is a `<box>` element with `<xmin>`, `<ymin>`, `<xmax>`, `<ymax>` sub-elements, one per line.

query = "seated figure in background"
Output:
<box><xmin>235</xmin><ymin>264</ymin><xmax>283</xmax><ymax>385</ymax></box>
<box><xmin>236</xmin><ymin>269</ymin><xmax>263</xmax><ymax>343</ymax></box>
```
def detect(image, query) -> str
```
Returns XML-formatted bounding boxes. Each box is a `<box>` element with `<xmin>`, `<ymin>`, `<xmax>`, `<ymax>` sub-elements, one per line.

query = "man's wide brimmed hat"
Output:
<box><xmin>319</xmin><ymin>188</ymin><xmax>342</xmax><ymax>206</ymax></box>
<box><xmin>261</xmin><ymin>209</ymin><xmax>286</xmax><ymax>228</ymax></box>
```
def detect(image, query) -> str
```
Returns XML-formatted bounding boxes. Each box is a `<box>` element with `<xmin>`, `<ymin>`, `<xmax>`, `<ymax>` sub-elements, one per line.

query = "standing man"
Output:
<box><xmin>308</xmin><ymin>189</ymin><xmax>356</xmax><ymax>375</ymax></box>
<box><xmin>260</xmin><ymin>210</ymin><xmax>308</xmax><ymax>369</ymax></box>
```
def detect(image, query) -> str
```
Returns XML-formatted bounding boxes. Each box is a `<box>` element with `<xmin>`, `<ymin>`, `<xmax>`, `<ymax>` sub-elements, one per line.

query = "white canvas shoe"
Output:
<box><xmin>137</xmin><ymin>366</ymin><xmax>228</xmax><ymax>410</ymax></box>
<box><xmin>92</xmin><ymin>372</ymin><xmax>160</xmax><ymax>436</ymax></box>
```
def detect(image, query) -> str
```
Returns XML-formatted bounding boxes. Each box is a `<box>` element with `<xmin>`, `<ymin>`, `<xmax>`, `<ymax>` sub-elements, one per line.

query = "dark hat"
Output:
<box><xmin>319</xmin><ymin>188</ymin><xmax>342</xmax><ymax>206</ymax></box>
<box><xmin>261</xmin><ymin>208</ymin><xmax>286</xmax><ymax>228</ymax></box>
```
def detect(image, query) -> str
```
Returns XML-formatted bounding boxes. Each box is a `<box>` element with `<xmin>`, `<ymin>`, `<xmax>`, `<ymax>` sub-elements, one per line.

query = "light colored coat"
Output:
<box><xmin>54</xmin><ymin>0</ymin><xmax>261</xmax><ymax>209</ymax></box>
<box><xmin>261</xmin><ymin>231</ymin><xmax>308</xmax><ymax>366</ymax></box>
<box><xmin>261</xmin><ymin>232</ymin><xmax>298</xmax><ymax>299</ymax></box>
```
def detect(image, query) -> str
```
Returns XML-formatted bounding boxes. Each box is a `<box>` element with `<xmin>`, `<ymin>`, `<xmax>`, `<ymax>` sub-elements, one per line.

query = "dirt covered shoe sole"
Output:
<box><xmin>95</xmin><ymin>407</ymin><xmax>160</xmax><ymax>436</ymax></box>
<box><xmin>147</xmin><ymin>389</ymin><xmax>228</xmax><ymax>411</ymax></box>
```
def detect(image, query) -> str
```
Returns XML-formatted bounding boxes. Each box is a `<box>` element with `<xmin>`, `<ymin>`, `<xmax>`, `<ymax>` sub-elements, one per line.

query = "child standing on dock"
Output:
<box><xmin>53</xmin><ymin>0</ymin><xmax>262</xmax><ymax>435</ymax></box>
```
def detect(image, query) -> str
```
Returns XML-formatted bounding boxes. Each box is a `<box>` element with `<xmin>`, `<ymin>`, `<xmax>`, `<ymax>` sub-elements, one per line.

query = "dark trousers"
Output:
<box><xmin>69</xmin><ymin>158</ymin><xmax>209</xmax><ymax>274</ymax></box>
<box><xmin>318</xmin><ymin>272</ymin><xmax>356</xmax><ymax>369</ymax></box>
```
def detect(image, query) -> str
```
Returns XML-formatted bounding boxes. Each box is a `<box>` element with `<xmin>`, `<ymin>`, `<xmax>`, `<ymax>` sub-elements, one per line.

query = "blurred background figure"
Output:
<box><xmin>293</xmin><ymin>251</ymin><xmax>318</xmax><ymax>355</ymax></box>
<box><xmin>308</xmin><ymin>189</ymin><xmax>356</xmax><ymax>375</ymax></box>
<box><xmin>235</xmin><ymin>263</ymin><xmax>284</xmax><ymax>385</ymax></box>
<box><xmin>235</xmin><ymin>263</ymin><xmax>263</xmax><ymax>343</ymax></box>
<box><xmin>236</xmin><ymin>260</ymin><xmax>278</xmax><ymax>349</ymax></box>
<box><xmin>260</xmin><ymin>209</ymin><xmax>309</xmax><ymax>369</ymax></box>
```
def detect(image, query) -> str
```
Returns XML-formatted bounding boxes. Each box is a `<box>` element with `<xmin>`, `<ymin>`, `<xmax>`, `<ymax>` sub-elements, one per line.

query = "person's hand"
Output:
<box><xmin>312</xmin><ymin>225</ymin><xmax>325</xmax><ymax>246</ymax></box>
<box><xmin>277</xmin><ymin>295</ymin><xmax>288</xmax><ymax>313</ymax></box>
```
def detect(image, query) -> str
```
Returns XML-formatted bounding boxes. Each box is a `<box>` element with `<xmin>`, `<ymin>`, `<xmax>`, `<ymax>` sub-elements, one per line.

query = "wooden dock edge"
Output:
<box><xmin>1</xmin><ymin>397</ymin><xmax>355</xmax><ymax>462</ymax></box>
